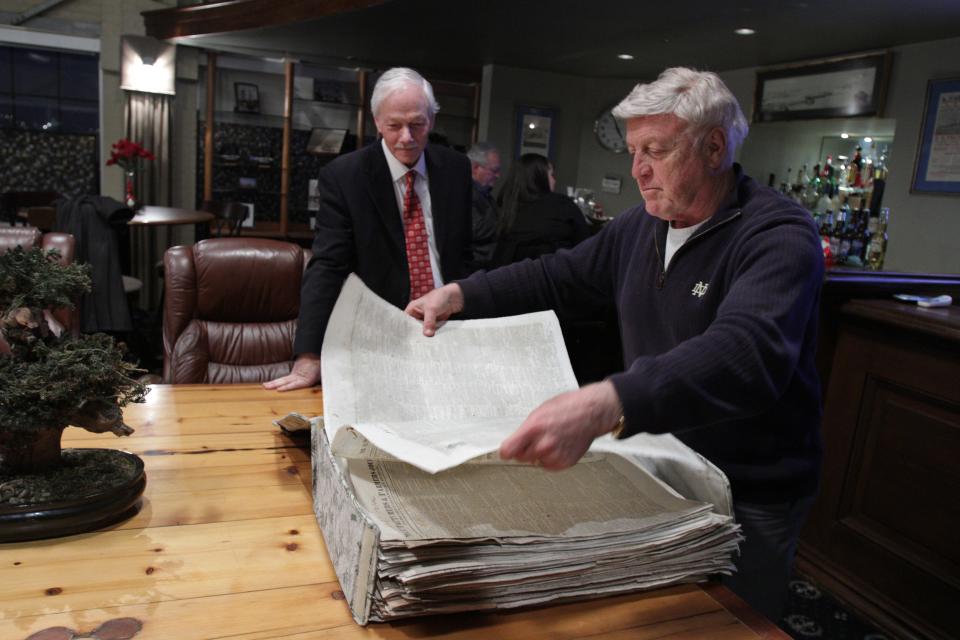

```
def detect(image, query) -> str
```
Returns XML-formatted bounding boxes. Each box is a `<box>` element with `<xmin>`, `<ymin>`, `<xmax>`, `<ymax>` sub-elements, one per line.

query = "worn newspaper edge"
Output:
<box><xmin>311</xmin><ymin>418</ymin><xmax>379</xmax><ymax>625</ymax></box>
<box><xmin>320</xmin><ymin>274</ymin><xmax>364</xmax><ymax>443</ymax></box>
<box><xmin>591</xmin><ymin>433</ymin><xmax>733</xmax><ymax>517</ymax></box>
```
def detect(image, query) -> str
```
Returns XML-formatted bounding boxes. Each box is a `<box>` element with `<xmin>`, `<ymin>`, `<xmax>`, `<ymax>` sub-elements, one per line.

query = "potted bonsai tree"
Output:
<box><xmin>0</xmin><ymin>246</ymin><xmax>148</xmax><ymax>541</ymax></box>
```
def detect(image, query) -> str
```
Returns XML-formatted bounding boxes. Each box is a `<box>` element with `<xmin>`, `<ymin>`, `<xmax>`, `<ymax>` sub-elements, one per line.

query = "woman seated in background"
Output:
<box><xmin>493</xmin><ymin>153</ymin><xmax>590</xmax><ymax>266</ymax></box>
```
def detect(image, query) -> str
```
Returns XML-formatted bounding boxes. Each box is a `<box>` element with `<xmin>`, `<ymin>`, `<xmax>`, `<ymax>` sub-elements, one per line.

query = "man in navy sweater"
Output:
<box><xmin>406</xmin><ymin>67</ymin><xmax>824</xmax><ymax>621</ymax></box>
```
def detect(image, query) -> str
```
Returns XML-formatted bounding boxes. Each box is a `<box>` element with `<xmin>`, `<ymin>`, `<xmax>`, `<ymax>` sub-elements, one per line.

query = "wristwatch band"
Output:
<box><xmin>610</xmin><ymin>414</ymin><xmax>626</xmax><ymax>439</ymax></box>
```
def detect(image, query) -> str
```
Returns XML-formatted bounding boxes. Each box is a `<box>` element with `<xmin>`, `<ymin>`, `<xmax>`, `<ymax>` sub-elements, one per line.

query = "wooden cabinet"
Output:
<box><xmin>799</xmin><ymin>298</ymin><xmax>960</xmax><ymax>640</ymax></box>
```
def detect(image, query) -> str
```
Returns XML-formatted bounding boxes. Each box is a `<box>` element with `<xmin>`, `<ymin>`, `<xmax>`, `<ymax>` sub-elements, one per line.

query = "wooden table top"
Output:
<box><xmin>128</xmin><ymin>206</ymin><xmax>215</xmax><ymax>226</ymax></box>
<box><xmin>0</xmin><ymin>385</ymin><xmax>786</xmax><ymax>639</ymax></box>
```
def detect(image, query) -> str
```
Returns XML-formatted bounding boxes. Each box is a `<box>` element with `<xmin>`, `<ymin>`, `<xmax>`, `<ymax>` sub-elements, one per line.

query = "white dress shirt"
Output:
<box><xmin>381</xmin><ymin>139</ymin><xmax>443</xmax><ymax>289</ymax></box>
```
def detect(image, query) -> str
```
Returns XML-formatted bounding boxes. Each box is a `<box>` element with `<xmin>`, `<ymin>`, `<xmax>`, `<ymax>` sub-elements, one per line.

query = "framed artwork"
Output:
<box><xmin>911</xmin><ymin>77</ymin><xmax>960</xmax><ymax>194</ymax></box>
<box><xmin>234</xmin><ymin>82</ymin><xmax>260</xmax><ymax>114</ymax></box>
<box><xmin>515</xmin><ymin>105</ymin><xmax>557</xmax><ymax>160</ymax></box>
<box><xmin>306</xmin><ymin>127</ymin><xmax>348</xmax><ymax>155</ymax></box>
<box><xmin>753</xmin><ymin>53</ymin><xmax>891</xmax><ymax>123</ymax></box>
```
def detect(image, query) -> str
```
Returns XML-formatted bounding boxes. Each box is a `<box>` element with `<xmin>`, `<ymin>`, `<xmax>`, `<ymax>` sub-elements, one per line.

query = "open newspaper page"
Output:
<box><xmin>322</xmin><ymin>274</ymin><xmax>578</xmax><ymax>473</ymax></box>
<box><xmin>311</xmin><ymin>275</ymin><xmax>740</xmax><ymax>622</ymax></box>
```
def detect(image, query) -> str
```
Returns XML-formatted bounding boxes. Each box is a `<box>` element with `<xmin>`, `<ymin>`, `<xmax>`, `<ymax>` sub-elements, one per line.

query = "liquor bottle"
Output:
<box><xmin>865</xmin><ymin>208</ymin><xmax>879</xmax><ymax>247</ymax></box>
<box><xmin>830</xmin><ymin>208</ymin><xmax>846</xmax><ymax>264</ymax></box>
<box><xmin>821</xmin><ymin>156</ymin><xmax>836</xmax><ymax>197</ymax></box>
<box><xmin>840</xmin><ymin>208</ymin><xmax>857</xmax><ymax>266</ymax></box>
<box><xmin>809</xmin><ymin>164</ymin><xmax>822</xmax><ymax>202</ymax></box>
<box><xmin>849</xmin><ymin>145</ymin><xmax>864</xmax><ymax>188</ymax></box>
<box><xmin>848</xmin><ymin>208</ymin><xmax>867</xmax><ymax>267</ymax></box>
<box><xmin>819</xmin><ymin>210</ymin><xmax>834</xmax><ymax>267</ymax></box>
<box><xmin>866</xmin><ymin>208</ymin><xmax>889</xmax><ymax>271</ymax></box>
<box><xmin>819</xmin><ymin>210</ymin><xmax>833</xmax><ymax>239</ymax></box>
<box><xmin>795</xmin><ymin>164</ymin><xmax>808</xmax><ymax>191</ymax></box>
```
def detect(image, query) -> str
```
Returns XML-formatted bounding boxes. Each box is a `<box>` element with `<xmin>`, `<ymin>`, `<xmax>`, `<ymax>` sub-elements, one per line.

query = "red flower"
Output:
<box><xmin>106</xmin><ymin>138</ymin><xmax>155</xmax><ymax>171</ymax></box>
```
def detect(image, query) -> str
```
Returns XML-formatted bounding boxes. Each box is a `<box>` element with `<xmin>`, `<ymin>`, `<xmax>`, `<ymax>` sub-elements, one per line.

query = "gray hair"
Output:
<box><xmin>612</xmin><ymin>67</ymin><xmax>748</xmax><ymax>167</ymax></box>
<box><xmin>467</xmin><ymin>141</ymin><xmax>499</xmax><ymax>166</ymax></box>
<box><xmin>370</xmin><ymin>67</ymin><xmax>440</xmax><ymax>119</ymax></box>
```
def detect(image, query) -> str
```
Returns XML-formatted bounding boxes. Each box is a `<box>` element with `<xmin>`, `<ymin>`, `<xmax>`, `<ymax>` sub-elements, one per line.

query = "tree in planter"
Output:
<box><xmin>0</xmin><ymin>246</ymin><xmax>147</xmax><ymax>478</ymax></box>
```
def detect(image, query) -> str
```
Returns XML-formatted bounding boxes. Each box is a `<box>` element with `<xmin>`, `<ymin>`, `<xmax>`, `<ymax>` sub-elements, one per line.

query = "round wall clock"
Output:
<box><xmin>594</xmin><ymin>108</ymin><xmax>627</xmax><ymax>153</ymax></box>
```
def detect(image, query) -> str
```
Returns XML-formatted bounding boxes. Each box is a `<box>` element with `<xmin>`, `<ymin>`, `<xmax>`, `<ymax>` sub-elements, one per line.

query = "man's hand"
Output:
<box><xmin>263</xmin><ymin>353</ymin><xmax>321</xmax><ymax>391</ymax></box>
<box><xmin>500</xmin><ymin>381</ymin><xmax>623</xmax><ymax>470</ymax></box>
<box><xmin>404</xmin><ymin>283</ymin><xmax>465</xmax><ymax>337</ymax></box>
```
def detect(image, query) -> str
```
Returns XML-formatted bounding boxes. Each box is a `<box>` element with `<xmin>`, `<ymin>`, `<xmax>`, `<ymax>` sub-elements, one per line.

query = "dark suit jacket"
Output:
<box><xmin>294</xmin><ymin>142</ymin><xmax>472</xmax><ymax>355</ymax></box>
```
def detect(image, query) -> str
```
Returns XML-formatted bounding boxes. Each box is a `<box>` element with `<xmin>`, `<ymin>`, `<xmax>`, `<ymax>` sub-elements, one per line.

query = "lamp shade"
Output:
<box><xmin>120</xmin><ymin>35</ymin><xmax>176</xmax><ymax>95</ymax></box>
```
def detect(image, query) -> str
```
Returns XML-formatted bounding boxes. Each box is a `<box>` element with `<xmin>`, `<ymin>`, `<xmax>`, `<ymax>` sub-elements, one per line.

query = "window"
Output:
<box><xmin>0</xmin><ymin>45</ymin><xmax>99</xmax><ymax>134</ymax></box>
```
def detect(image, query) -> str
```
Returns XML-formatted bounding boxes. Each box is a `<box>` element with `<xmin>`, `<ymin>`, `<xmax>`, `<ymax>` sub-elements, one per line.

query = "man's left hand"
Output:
<box><xmin>500</xmin><ymin>381</ymin><xmax>623</xmax><ymax>470</ymax></box>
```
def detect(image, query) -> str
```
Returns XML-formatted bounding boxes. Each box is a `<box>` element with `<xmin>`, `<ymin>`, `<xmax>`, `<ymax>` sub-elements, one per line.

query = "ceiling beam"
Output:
<box><xmin>7</xmin><ymin>0</ymin><xmax>70</xmax><ymax>26</ymax></box>
<box><xmin>143</xmin><ymin>0</ymin><xmax>388</xmax><ymax>41</ymax></box>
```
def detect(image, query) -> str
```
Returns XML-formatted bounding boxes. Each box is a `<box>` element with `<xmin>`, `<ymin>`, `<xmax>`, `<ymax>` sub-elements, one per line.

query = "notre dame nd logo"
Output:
<box><xmin>691</xmin><ymin>281</ymin><xmax>709</xmax><ymax>298</ymax></box>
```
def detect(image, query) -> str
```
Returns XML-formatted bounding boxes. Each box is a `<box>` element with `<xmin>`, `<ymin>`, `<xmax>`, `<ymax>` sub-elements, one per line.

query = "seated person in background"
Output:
<box><xmin>406</xmin><ymin>67</ymin><xmax>824</xmax><ymax>622</ymax></box>
<box><xmin>493</xmin><ymin>153</ymin><xmax>590</xmax><ymax>266</ymax></box>
<box><xmin>264</xmin><ymin>67</ymin><xmax>472</xmax><ymax>392</ymax></box>
<box><xmin>466</xmin><ymin>141</ymin><xmax>502</xmax><ymax>271</ymax></box>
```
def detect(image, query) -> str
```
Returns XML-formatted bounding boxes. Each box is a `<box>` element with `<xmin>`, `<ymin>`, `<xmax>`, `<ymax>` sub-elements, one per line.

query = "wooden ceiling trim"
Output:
<box><xmin>143</xmin><ymin>0</ymin><xmax>388</xmax><ymax>41</ymax></box>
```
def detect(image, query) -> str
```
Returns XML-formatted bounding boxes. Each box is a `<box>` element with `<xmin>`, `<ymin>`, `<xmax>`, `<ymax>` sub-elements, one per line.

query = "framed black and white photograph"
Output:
<box><xmin>234</xmin><ymin>82</ymin><xmax>260</xmax><ymax>114</ymax></box>
<box><xmin>515</xmin><ymin>106</ymin><xmax>557</xmax><ymax>160</ymax></box>
<box><xmin>306</xmin><ymin>127</ymin><xmax>348</xmax><ymax>155</ymax></box>
<box><xmin>911</xmin><ymin>77</ymin><xmax>960</xmax><ymax>194</ymax></box>
<box><xmin>753</xmin><ymin>53</ymin><xmax>891</xmax><ymax>123</ymax></box>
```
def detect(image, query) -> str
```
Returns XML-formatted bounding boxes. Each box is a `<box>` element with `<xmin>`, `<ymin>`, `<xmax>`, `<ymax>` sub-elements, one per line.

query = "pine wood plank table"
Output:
<box><xmin>0</xmin><ymin>384</ymin><xmax>787</xmax><ymax>639</ymax></box>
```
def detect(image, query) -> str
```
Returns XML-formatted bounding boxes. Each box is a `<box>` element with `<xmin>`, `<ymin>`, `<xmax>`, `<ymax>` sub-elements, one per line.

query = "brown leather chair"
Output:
<box><xmin>0</xmin><ymin>226</ymin><xmax>75</xmax><ymax>265</ymax></box>
<box><xmin>0</xmin><ymin>226</ymin><xmax>78</xmax><ymax>335</ymax></box>
<box><xmin>163</xmin><ymin>237</ymin><xmax>311</xmax><ymax>384</ymax></box>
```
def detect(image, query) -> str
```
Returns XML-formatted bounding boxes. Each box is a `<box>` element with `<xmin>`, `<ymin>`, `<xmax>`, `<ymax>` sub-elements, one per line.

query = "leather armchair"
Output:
<box><xmin>163</xmin><ymin>238</ymin><xmax>311</xmax><ymax>384</ymax></box>
<box><xmin>0</xmin><ymin>227</ymin><xmax>75</xmax><ymax>265</ymax></box>
<box><xmin>0</xmin><ymin>227</ymin><xmax>78</xmax><ymax>336</ymax></box>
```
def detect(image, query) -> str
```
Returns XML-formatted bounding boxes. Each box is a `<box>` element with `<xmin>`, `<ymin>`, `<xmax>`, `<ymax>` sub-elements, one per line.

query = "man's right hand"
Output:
<box><xmin>263</xmin><ymin>352</ymin><xmax>321</xmax><ymax>391</ymax></box>
<box><xmin>405</xmin><ymin>283</ymin><xmax>464</xmax><ymax>336</ymax></box>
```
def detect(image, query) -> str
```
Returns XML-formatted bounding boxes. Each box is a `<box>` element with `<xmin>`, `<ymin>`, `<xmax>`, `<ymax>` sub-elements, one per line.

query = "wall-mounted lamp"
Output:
<box><xmin>120</xmin><ymin>35</ymin><xmax>176</xmax><ymax>95</ymax></box>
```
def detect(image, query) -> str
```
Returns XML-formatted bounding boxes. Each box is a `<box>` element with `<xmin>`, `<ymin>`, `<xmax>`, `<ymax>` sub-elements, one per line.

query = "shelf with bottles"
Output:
<box><xmin>815</xmin><ymin>205</ymin><xmax>890</xmax><ymax>272</ymax></box>
<box><xmin>782</xmin><ymin>150</ymin><xmax>888</xmax><ymax>216</ymax></box>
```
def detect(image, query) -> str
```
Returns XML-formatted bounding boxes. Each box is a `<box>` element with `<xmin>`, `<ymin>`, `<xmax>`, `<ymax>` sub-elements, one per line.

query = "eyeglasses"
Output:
<box><xmin>25</xmin><ymin>617</ymin><xmax>143</xmax><ymax>640</ymax></box>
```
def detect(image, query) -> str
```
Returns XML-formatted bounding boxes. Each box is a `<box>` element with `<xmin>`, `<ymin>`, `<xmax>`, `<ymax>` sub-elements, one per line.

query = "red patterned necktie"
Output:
<box><xmin>402</xmin><ymin>170</ymin><xmax>435</xmax><ymax>301</ymax></box>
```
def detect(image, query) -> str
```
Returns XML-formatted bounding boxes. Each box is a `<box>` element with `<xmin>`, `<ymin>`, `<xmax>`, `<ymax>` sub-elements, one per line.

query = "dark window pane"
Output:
<box><xmin>0</xmin><ymin>94</ymin><xmax>12</xmax><ymax>128</ymax></box>
<box><xmin>60</xmin><ymin>99</ymin><xmax>98</xmax><ymax>133</ymax></box>
<box><xmin>0</xmin><ymin>48</ymin><xmax>11</xmax><ymax>93</ymax></box>
<box><xmin>15</xmin><ymin>95</ymin><xmax>58</xmax><ymax>130</ymax></box>
<box><xmin>13</xmin><ymin>49</ymin><xmax>57</xmax><ymax>97</ymax></box>
<box><xmin>60</xmin><ymin>52</ymin><xmax>98</xmax><ymax>100</ymax></box>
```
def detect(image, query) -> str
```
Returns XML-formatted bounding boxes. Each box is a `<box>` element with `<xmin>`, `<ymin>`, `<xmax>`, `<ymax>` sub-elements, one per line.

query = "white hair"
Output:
<box><xmin>612</xmin><ymin>67</ymin><xmax>748</xmax><ymax>167</ymax></box>
<box><xmin>467</xmin><ymin>141</ymin><xmax>499</xmax><ymax>166</ymax></box>
<box><xmin>370</xmin><ymin>67</ymin><xmax>440</xmax><ymax>119</ymax></box>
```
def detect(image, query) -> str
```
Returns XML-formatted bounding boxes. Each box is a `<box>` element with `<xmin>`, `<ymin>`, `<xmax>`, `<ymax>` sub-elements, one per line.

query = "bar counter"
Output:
<box><xmin>801</xmin><ymin>284</ymin><xmax>960</xmax><ymax>640</ymax></box>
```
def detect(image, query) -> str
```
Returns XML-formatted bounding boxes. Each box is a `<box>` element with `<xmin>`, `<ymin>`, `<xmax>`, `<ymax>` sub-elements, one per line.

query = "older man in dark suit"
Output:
<box><xmin>265</xmin><ymin>67</ymin><xmax>472</xmax><ymax>391</ymax></box>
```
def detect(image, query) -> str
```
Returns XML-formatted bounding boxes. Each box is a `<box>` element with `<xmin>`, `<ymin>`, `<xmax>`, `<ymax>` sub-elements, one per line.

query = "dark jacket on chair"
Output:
<box><xmin>55</xmin><ymin>195</ymin><xmax>134</xmax><ymax>332</ymax></box>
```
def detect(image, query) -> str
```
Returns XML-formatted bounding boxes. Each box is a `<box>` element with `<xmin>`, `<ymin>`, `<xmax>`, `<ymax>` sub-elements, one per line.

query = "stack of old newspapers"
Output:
<box><xmin>311</xmin><ymin>275</ymin><xmax>741</xmax><ymax>624</ymax></box>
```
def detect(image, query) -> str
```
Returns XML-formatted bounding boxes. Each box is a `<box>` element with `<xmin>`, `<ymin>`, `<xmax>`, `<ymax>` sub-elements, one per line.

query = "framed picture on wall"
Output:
<box><xmin>911</xmin><ymin>77</ymin><xmax>960</xmax><ymax>194</ymax></box>
<box><xmin>753</xmin><ymin>53</ymin><xmax>891</xmax><ymax>123</ymax></box>
<box><xmin>515</xmin><ymin>105</ymin><xmax>557</xmax><ymax>160</ymax></box>
<box><xmin>234</xmin><ymin>82</ymin><xmax>260</xmax><ymax>114</ymax></box>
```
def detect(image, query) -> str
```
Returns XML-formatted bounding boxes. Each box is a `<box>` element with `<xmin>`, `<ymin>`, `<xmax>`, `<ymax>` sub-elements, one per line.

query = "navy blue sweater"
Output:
<box><xmin>459</xmin><ymin>167</ymin><xmax>823</xmax><ymax>504</ymax></box>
